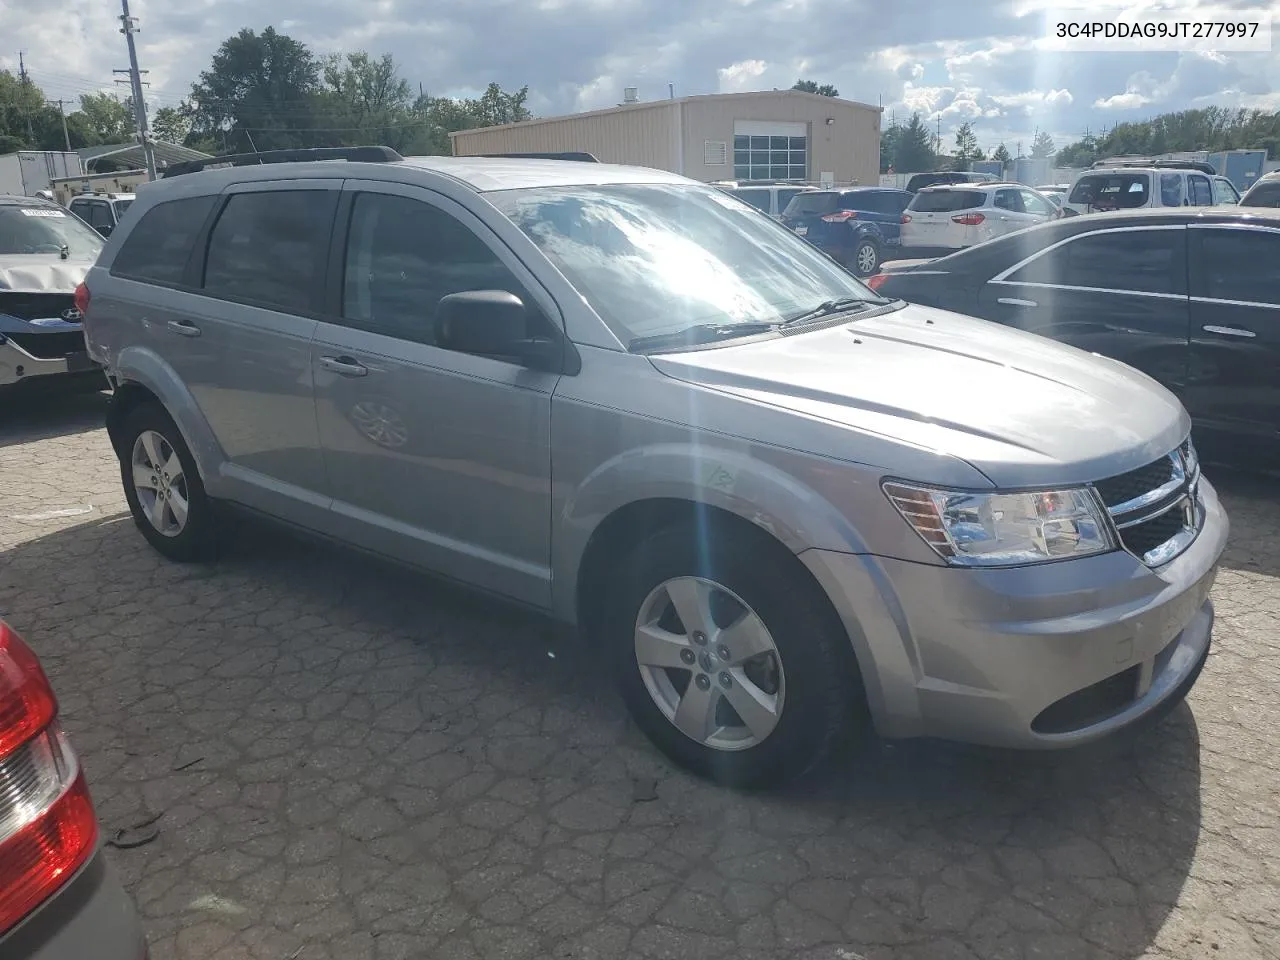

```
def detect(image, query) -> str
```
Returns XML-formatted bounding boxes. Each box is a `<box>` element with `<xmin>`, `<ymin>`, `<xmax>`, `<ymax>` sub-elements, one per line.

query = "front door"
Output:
<box><xmin>1186</xmin><ymin>224</ymin><xmax>1280</xmax><ymax>461</ymax></box>
<box><xmin>979</xmin><ymin>225</ymin><xmax>1191</xmax><ymax>394</ymax></box>
<box><xmin>311</xmin><ymin>182</ymin><xmax>560</xmax><ymax>607</ymax></box>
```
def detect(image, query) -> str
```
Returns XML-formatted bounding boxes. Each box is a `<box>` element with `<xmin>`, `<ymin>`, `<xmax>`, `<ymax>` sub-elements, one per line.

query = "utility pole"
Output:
<box><xmin>17</xmin><ymin>52</ymin><xmax>34</xmax><ymax>143</ymax></box>
<box><xmin>116</xmin><ymin>0</ymin><xmax>157</xmax><ymax>180</ymax></box>
<box><xmin>46</xmin><ymin>99</ymin><xmax>72</xmax><ymax>152</ymax></box>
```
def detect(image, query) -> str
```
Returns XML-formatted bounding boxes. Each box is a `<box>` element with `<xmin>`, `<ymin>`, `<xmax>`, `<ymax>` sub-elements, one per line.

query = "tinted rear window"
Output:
<box><xmin>783</xmin><ymin>192</ymin><xmax>839</xmax><ymax>217</ymax></box>
<box><xmin>112</xmin><ymin>196</ymin><xmax>216</xmax><ymax>285</ymax></box>
<box><xmin>908</xmin><ymin>190</ymin><xmax>985</xmax><ymax>213</ymax></box>
<box><xmin>732</xmin><ymin>189</ymin><xmax>772</xmax><ymax>212</ymax></box>
<box><xmin>1068</xmin><ymin>173</ymin><xmax>1150</xmax><ymax>208</ymax></box>
<box><xmin>1242</xmin><ymin>182</ymin><xmax>1280</xmax><ymax>208</ymax></box>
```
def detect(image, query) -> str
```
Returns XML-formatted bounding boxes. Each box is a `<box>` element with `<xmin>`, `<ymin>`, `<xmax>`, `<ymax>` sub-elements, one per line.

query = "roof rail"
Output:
<box><xmin>1090</xmin><ymin>157</ymin><xmax>1217</xmax><ymax>175</ymax></box>
<box><xmin>161</xmin><ymin>146</ymin><xmax>404</xmax><ymax>179</ymax></box>
<box><xmin>478</xmin><ymin>152</ymin><xmax>600</xmax><ymax>162</ymax></box>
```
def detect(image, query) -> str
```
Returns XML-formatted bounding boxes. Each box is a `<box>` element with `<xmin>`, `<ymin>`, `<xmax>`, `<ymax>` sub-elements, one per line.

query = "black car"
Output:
<box><xmin>779</xmin><ymin>188</ymin><xmax>912</xmax><ymax>276</ymax></box>
<box><xmin>868</xmin><ymin>207</ymin><xmax>1280</xmax><ymax>468</ymax></box>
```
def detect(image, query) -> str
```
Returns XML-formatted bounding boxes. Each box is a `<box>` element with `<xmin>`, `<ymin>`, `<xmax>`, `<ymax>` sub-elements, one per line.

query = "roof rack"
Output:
<box><xmin>1090</xmin><ymin>157</ymin><xmax>1217</xmax><ymax>175</ymax></box>
<box><xmin>478</xmin><ymin>152</ymin><xmax>600</xmax><ymax>162</ymax></box>
<box><xmin>161</xmin><ymin>146</ymin><xmax>404</xmax><ymax>179</ymax></box>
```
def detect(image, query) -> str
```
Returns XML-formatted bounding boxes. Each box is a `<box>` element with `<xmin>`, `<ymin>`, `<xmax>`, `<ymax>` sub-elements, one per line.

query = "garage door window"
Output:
<box><xmin>733</xmin><ymin>135</ymin><xmax>806</xmax><ymax>182</ymax></box>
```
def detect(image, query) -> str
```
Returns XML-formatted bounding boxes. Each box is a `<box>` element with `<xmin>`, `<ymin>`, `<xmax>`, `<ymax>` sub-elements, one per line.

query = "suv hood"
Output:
<box><xmin>0</xmin><ymin>255</ymin><xmax>94</xmax><ymax>294</ymax></box>
<box><xmin>650</xmin><ymin>303</ymin><xmax>1189</xmax><ymax>489</ymax></box>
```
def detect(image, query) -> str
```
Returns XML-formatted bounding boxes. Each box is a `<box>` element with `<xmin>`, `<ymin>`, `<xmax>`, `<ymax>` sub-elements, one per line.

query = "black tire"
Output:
<box><xmin>850</xmin><ymin>237</ymin><xmax>881</xmax><ymax>277</ymax></box>
<box><xmin>118</xmin><ymin>401</ymin><xmax>217</xmax><ymax>562</ymax></box>
<box><xmin>606</xmin><ymin>522</ymin><xmax>860</xmax><ymax>788</ymax></box>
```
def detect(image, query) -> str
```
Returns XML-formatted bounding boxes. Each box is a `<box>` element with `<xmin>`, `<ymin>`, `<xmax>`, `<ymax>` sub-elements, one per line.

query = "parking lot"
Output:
<box><xmin>1</xmin><ymin>391</ymin><xmax>1278</xmax><ymax>960</ymax></box>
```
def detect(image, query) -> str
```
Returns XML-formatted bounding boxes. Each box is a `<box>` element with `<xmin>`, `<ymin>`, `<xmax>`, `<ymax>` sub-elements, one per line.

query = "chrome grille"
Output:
<box><xmin>1095</xmin><ymin>438</ymin><xmax>1202</xmax><ymax>567</ymax></box>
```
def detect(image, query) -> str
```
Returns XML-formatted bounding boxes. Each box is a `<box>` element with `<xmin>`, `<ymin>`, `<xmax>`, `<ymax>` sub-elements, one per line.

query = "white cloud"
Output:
<box><xmin>717</xmin><ymin>59</ymin><xmax>769</xmax><ymax>91</ymax></box>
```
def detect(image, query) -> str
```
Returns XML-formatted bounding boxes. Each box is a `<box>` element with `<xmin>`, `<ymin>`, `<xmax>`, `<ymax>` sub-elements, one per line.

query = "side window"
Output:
<box><xmin>68</xmin><ymin>200</ymin><xmax>88</xmax><ymax>221</ymax></box>
<box><xmin>1211</xmin><ymin>178</ymin><xmax>1240</xmax><ymax>204</ymax></box>
<box><xmin>735</xmin><ymin>190</ymin><xmax>771</xmax><ymax>212</ymax></box>
<box><xmin>203</xmin><ymin>191</ymin><xmax>335</xmax><ymax>313</ymax></box>
<box><xmin>341</xmin><ymin>192</ymin><xmax>543</xmax><ymax>348</ymax></box>
<box><xmin>111</xmin><ymin>195</ymin><xmax>218</xmax><ymax>285</ymax></box>
<box><xmin>1243</xmin><ymin>182</ymin><xmax>1280</xmax><ymax>207</ymax></box>
<box><xmin>1198</xmin><ymin>229</ymin><xmax>1280</xmax><ymax>304</ymax></box>
<box><xmin>88</xmin><ymin>203</ymin><xmax>114</xmax><ymax>229</ymax></box>
<box><xmin>994</xmin><ymin>189</ymin><xmax>1022</xmax><ymax>212</ymax></box>
<box><xmin>1008</xmin><ymin>229</ymin><xmax>1185</xmax><ymax>295</ymax></box>
<box><xmin>1159</xmin><ymin>173</ymin><xmax>1185</xmax><ymax>207</ymax></box>
<box><xmin>1188</xmin><ymin>175</ymin><xmax>1213</xmax><ymax>206</ymax></box>
<box><xmin>1019</xmin><ymin>190</ymin><xmax>1054</xmax><ymax>216</ymax></box>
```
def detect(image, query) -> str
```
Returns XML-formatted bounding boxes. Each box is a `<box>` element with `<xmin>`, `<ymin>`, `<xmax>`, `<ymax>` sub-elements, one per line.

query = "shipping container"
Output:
<box><xmin>0</xmin><ymin>151</ymin><xmax>83</xmax><ymax>196</ymax></box>
<box><xmin>1207</xmin><ymin>150</ymin><xmax>1267</xmax><ymax>192</ymax></box>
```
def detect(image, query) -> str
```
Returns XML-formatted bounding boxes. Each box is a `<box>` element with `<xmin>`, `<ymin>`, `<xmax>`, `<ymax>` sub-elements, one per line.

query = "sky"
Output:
<box><xmin>2</xmin><ymin>0</ymin><xmax>1277</xmax><ymax>155</ymax></box>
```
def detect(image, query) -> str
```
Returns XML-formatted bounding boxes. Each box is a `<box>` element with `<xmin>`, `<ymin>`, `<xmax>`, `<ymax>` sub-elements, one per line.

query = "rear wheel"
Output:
<box><xmin>851</xmin><ymin>237</ymin><xmax>881</xmax><ymax>277</ymax></box>
<box><xmin>607</xmin><ymin>524</ymin><xmax>858</xmax><ymax>788</ymax></box>
<box><xmin>118</xmin><ymin>402</ymin><xmax>217</xmax><ymax>562</ymax></box>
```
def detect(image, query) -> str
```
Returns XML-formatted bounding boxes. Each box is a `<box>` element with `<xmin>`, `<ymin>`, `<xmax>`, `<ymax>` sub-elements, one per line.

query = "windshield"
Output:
<box><xmin>1068</xmin><ymin>173</ymin><xmax>1150</xmax><ymax>208</ymax></box>
<box><xmin>909</xmin><ymin>189</ymin><xmax>985</xmax><ymax>212</ymax></box>
<box><xmin>0</xmin><ymin>205</ymin><xmax>105</xmax><ymax>257</ymax></box>
<box><xmin>489</xmin><ymin>183</ymin><xmax>877</xmax><ymax>346</ymax></box>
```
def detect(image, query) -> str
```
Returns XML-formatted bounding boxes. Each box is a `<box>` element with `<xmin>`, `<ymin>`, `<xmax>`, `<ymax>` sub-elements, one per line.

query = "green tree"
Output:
<box><xmin>893</xmin><ymin>112</ymin><xmax>937</xmax><ymax>172</ymax></box>
<box><xmin>317</xmin><ymin>52</ymin><xmax>414</xmax><ymax>150</ymax></box>
<box><xmin>1054</xmin><ymin>108</ymin><xmax>1280</xmax><ymax>166</ymax></box>
<box><xmin>953</xmin><ymin>122</ymin><xmax>979</xmax><ymax>166</ymax></box>
<box><xmin>152</xmin><ymin>105</ymin><xmax>191</xmax><ymax>144</ymax></box>
<box><xmin>992</xmin><ymin>143</ymin><xmax>1012</xmax><ymax>166</ymax></box>
<box><xmin>188</xmin><ymin>27</ymin><xmax>323</xmax><ymax>152</ymax></box>
<box><xmin>1030</xmin><ymin>130</ymin><xmax>1056</xmax><ymax>159</ymax></box>
<box><xmin>77</xmin><ymin>92</ymin><xmax>133</xmax><ymax>143</ymax></box>
<box><xmin>0</xmin><ymin>70</ymin><xmax>48</xmax><ymax>148</ymax></box>
<box><xmin>792</xmin><ymin>80</ymin><xmax>840</xmax><ymax>97</ymax></box>
<box><xmin>407</xmin><ymin>83</ymin><xmax>533</xmax><ymax>155</ymax></box>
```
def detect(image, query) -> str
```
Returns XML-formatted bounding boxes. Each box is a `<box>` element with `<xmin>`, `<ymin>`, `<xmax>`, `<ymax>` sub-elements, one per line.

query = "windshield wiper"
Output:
<box><xmin>780</xmin><ymin>297</ymin><xmax>885</xmax><ymax>328</ymax></box>
<box><xmin>629</xmin><ymin>321</ymin><xmax>780</xmax><ymax>353</ymax></box>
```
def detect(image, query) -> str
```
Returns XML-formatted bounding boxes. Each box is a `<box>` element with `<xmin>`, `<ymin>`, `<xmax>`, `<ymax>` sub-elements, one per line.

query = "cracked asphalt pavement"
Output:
<box><xmin>1</xmin><ymin>392</ymin><xmax>1277</xmax><ymax>960</ymax></box>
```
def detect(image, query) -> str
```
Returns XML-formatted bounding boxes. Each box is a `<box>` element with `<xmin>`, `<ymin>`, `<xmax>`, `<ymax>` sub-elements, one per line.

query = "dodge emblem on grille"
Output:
<box><xmin>60</xmin><ymin>308</ymin><xmax>82</xmax><ymax>322</ymax></box>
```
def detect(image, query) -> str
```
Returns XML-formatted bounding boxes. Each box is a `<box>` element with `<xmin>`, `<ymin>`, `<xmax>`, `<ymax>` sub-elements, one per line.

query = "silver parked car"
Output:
<box><xmin>81</xmin><ymin>148</ymin><xmax>1227</xmax><ymax>787</ymax></box>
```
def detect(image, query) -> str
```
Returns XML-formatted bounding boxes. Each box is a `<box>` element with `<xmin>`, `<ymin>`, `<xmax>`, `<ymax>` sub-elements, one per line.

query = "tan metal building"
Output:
<box><xmin>449</xmin><ymin>90</ymin><xmax>882</xmax><ymax>185</ymax></box>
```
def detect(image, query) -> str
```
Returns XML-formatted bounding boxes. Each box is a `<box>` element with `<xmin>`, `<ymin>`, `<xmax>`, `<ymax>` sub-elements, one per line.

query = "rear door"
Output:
<box><xmin>842</xmin><ymin>190</ymin><xmax>907</xmax><ymax>245</ymax></box>
<box><xmin>978</xmin><ymin>224</ymin><xmax>1191</xmax><ymax>394</ymax></box>
<box><xmin>1186</xmin><ymin>224</ymin><xmax>1280</xmax><ymax>457</ymax></box>
<box><xmin>902</xmin><ymin>188</ymin><xmax>986</xmax><ymax>249</ymax></box>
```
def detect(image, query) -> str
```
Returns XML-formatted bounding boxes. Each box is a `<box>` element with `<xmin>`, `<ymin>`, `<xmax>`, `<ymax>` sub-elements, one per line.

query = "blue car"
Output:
<box><xmin>779</xmin><ymin>188</ymin><xmax>913</xmax><ymax>277</ymax></box>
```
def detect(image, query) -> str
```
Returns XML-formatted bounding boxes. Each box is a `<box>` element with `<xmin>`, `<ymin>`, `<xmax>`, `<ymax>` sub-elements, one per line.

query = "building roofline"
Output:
<box><xmin>448</xmin><ymin>88</ymin><xmax>883</xmax><ymax>138</ymax></box>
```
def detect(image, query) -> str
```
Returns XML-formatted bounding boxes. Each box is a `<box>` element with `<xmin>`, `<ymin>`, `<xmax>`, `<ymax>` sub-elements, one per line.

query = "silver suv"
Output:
<box><xmin>81</xmin><ymin>147</ymin><xmax>1228</xmax><ymax>787</ymax></box>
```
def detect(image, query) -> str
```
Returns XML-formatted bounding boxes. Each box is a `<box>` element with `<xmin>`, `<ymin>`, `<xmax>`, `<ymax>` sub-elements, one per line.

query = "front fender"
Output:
<box><xmin>111</xmin><ymin>346</ymin><xmax>226</xmax><ymax>493</ymax></box>
<box><xmin>550</xmin><ymin>442</ymin><xmax>870</xmax><ymax>622</ymax></box>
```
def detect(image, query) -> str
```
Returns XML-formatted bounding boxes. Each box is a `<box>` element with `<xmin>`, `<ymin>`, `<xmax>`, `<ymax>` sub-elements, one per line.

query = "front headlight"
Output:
<box><xmin>883</xmin><ymin>481</ymin><xmax>1115</xmax><ymax>567</ymax></box>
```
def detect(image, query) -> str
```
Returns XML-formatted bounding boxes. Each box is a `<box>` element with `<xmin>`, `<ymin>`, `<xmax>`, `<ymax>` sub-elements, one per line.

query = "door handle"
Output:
<box><xmin>166</xmin><ymin>319</ymin><xmax>201</xmax><ymax>337</ymax></box>
<box><xmin>1202</xmin><ymin>325</ymin><xmax>1256</xmax><ymax>339</ymax></box>
<box><xmin>998</xmin><ymin>297</ymin><xmax>1038</xmax><ymax>307</ymax></box>
<box><xmin>319</xmin><ymin>355</ymin><xmax>369</xmax><ymax>377</ymax></box>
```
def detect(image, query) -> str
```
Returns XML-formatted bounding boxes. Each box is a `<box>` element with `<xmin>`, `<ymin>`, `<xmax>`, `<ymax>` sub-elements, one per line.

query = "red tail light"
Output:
<box><xmin>821</xmin><ymin>210</ymin><xmax>858</xmax><ymax>222</ymax></box>
<box><xmin>900</xmin><ymin>214</ymin><xmax>912</xmax><ymax>224</ymax></box>
<box><xmin>73</xmin><ymin>282</ymin><xmax>90</xmax><ymax>319</ymax></box>
<box><xmin>0</xmin><ymin>622</ymin><xmax>98</xmax><ymax>936</ymax></box>
<box><xmin>865</xmin><ymin>274</ymin><xmax>890</xmax><ymax>292</ymax></box>
<box><xmin>951</xmin><ymin>213</ymin><xmax>985</xmax><ymax>225</ymax></box>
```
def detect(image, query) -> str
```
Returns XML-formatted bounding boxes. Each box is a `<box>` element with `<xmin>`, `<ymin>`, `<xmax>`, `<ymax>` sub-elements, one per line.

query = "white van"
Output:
<box><xmin>1063</xmin><ymin>160</ymin><xmax>1239</xmax><ymax>215</ymax></box>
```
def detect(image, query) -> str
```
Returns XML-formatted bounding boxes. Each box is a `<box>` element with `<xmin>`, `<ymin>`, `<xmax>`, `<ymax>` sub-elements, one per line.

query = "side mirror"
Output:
<box><xmin>435</xmin><ymin>290</ymin><xmax>559</xmax><ymax>370</ymax></box>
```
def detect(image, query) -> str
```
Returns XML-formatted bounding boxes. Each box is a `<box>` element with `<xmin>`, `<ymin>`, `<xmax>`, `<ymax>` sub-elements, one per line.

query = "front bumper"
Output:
<box><xmin>0</xmin><ymin>850</ymin><xmax>147</xmax><ymax>960</ymax></box>
<box><xmin>0</xmin><ymin>330</ymin><xmax>98</xmax><ymax>388</ymax></box>
<box><xmin>802</xmin><ymin>477</ymin><xmax>1228</xmax><ymax>748</ymax></box>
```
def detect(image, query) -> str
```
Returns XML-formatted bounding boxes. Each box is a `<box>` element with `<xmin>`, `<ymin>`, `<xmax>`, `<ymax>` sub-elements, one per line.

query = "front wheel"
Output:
<box><xmin>607</xmin><ymin>524</ymin><xmax>858</xmax><ymax>788</ymax></box>
<box><xmin>850</xmin><ymin>237</ymin><xmax>881</xmax><ymax>277</ymax></box>
<box><xmin>118</xmin><ymin>402</ymin><xmax>217</xmax><ymax>561</ymax></box>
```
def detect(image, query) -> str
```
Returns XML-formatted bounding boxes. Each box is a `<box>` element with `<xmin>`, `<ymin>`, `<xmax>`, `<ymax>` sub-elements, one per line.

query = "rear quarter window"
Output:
<box><xmin>908</xmin><ymin>190</ymin><xmax>986</xmax><ymax>213</ymax></box>
<box><xmin>111</xmin><ymin>195</ymin><xmax>218</xmax><ymax>285</ymax></box>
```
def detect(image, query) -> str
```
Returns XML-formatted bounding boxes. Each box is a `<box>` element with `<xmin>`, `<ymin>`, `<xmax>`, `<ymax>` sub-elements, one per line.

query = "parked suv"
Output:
<box><xmin>901</xmin><ymin>182</ymin><xmax>1059</xmax><ymax>252</ymax></box>
<box><xmin>1063</xmin><ymin>160</ymin><xmax>1236</xmax><ymax>215</ymax></box>
<box><xmin>779</xmin><ymin>187</ymin><xmax>912</xmax><ymax>276</ymax></box>
<box><xmin>716</xmin><ymin>182</ymin><xmax>815</xmax><ymax>220</ymax></box>
<box><xmin>67</xmin><ymin>193</ymin><xmax>135</xmax><ymax>238</ymax></box>
<box><xmin>82</xmin><ymin>148</ymin><xmax>1226</xmax><ymax>787</ymax></box>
